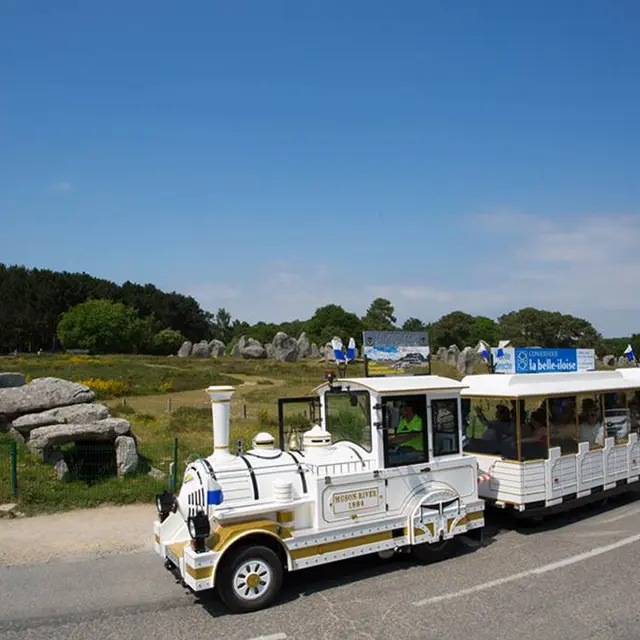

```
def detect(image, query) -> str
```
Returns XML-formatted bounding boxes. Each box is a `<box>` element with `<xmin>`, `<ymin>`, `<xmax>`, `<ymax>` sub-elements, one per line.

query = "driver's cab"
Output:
<box><xmin>281</xmin><ymin>374</ymin><xmax>469</xmax><ymax>472</ymax></box>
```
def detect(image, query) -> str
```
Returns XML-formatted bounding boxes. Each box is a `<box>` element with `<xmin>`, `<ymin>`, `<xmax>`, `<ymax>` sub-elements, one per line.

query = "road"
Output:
<box><xmin>2</xmin><ymin>494</ymin><xmax>640</xmax><ymax>640</ymax></box>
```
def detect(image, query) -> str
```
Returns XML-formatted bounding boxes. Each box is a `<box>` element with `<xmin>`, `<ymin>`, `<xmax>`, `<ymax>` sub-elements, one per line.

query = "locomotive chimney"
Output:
<box><xmin>206</xmin><ymin>385</ymin><xmax>236</xmax><ymax>460</ymax></box>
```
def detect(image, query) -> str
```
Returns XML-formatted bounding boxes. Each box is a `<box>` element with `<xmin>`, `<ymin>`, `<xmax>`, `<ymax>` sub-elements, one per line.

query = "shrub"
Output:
<box><xmin>151</xmin><ymin>329</ymin><xmax>186</xmax><ymax>356</ymax></box>
<box><xmin>78</xmin><ymin>378</ymin><xmax>130</xmax><ymax>398</ymax></box>
<box><xmin>57</xmin><ymin>299</ymin><xmax>146</xmax><ymax>354</ymax></box>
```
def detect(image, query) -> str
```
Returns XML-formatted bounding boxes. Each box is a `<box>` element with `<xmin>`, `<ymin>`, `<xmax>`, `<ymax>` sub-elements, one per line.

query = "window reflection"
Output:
<box><xmin>384</xmin><ymin>395</ymin><xmax>428</xmax><ymax>467</ymax></box>
<box><xmin>603</xmin><ymin>392</ymin><xmax>630</xmax><ymax>443</ymax></box>
<box><xmin>577</xmin><ymin>395</ymin><xmax>603</xmax><ymax>448</ymax></box>
<box><xmin>432</xmin><ymin>398</ymin><xmax>460</xmax><ymax>456</ymax></box>
<box><xmin>549</xmin><ymin>396</ymin><xmax>578</xmax><ymax>454</ymax></box>
<box><xmin>627</xmin><ymin>390</ymin><xmax>640</xmax><ymax>436</ymax></box>
<box><xmin>520</xmin><ymin>397</ymin><xmax>548</xmax><ymax>460</ymax></box>
<box><xmin>462</xmin><ymin>397</ymin><xmax>517</xmax><ymax>459</ymax></box>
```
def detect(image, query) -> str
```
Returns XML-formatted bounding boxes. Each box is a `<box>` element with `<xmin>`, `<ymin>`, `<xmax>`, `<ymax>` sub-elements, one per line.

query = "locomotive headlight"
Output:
<box><xmin>156</xmin><ymin>490</ymin><xmax>177</xmax><ymax>522</ymax></box>
<box><xmin>187</xmin><ymin>511</ymin><xmax>211</xmax><ymax>553</ymax></box>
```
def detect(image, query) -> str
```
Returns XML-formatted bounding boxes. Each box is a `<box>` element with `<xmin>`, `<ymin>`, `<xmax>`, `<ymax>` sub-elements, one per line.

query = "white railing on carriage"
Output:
<box><xmin>303</xmin><ymin>459</ymin><xmax>375</xmax><ymax>476</ymax></box>
<box><xmin>545</xmin><ymin>431</ymin><xmax>639</xmax><ymax>502</ymax></box>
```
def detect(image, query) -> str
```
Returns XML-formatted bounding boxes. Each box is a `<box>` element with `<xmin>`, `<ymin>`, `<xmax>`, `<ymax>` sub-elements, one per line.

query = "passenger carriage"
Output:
<box><xmin>460</xmin><ymin>369</ymin><xmax>640</xmax><ymax>517</ymax></box>
<box><xmin>153</xmin><ymin>338</ymin><xmax>485</xmax><ymax>613</ymax></box>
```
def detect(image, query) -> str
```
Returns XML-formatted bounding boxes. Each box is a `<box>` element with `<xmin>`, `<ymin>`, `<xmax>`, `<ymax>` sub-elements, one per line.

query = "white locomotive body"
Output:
<box><xmin>154</xmin><ymin>375</ymin><xmax>485</xmax><ymax>613</ymax></box>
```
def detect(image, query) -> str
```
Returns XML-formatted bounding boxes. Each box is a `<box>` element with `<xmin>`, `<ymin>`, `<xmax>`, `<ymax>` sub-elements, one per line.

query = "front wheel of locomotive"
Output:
<box><xmin>410</xmin><ymin>537</ymin><xmax>459</xmax><ymax>564</ymax></box>
<box><xmin>216</xmin><ymin>544</ymin><xmax>284</xmax><ymax>614</ymax></box>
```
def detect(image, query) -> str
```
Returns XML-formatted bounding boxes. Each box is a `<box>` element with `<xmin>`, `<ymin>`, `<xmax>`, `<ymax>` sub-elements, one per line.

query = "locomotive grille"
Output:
<box><xmin>185</xmin><ymin>465</ymin><xmax>207</xmax><ymax>518</ymax></box>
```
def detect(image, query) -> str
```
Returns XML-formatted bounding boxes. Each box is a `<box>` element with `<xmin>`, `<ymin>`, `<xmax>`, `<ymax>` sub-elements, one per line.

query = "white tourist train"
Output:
<box><xmin>153</xmin><ymin>369</ymin><xmax>485</xmax><ymax>613</ymax></box>
<box><xmin>461</xmin><ymin>368</ymin><xmax>640</xmax><ymax>516</ymax></box>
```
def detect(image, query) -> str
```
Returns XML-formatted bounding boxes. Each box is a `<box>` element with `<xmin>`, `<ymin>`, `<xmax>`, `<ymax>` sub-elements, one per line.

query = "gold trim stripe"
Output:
<box><xmin>290</xmin><ymin>530</ymin><xmax>393</xmax><ymax>560</ymax></box>
<box><xmin>208</xmin><ymin>519</ymin><xmax>293</xmax><ymax>553</ymax></box>
<box><xmin>459</xmin><ymin>512</ymin><xmax>484</xmax><ymax>525</ymax></box>
<box><xmin>277</xmin><ymin>510</ymin><xmax>294</xmax><ymax>524</ymax></box>
<box><xmin>185</xmin><ymin>564</ymin><xmax>214</xmax><ymax>580</ymax></box>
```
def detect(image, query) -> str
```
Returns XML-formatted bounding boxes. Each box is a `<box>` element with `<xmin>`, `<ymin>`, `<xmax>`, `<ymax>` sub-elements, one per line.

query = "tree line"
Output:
<box><xmin>0</xmin><ymin>263</ymin><xmax>636</xmax><ymax>357</ymax></box>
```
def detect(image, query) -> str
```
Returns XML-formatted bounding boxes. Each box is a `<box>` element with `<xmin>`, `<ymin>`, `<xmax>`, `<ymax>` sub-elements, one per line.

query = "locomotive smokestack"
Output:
<box><xmin>206</xmin><ymin>385</ymin><xmax>236</xmax><ymax>460</ymax></box>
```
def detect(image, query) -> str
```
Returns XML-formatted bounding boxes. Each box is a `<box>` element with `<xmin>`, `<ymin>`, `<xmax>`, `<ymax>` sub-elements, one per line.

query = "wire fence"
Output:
<box><xmin>0</xmin><ymin>436</ymin><xmax>208</xmax><ymax>511</ymax></box>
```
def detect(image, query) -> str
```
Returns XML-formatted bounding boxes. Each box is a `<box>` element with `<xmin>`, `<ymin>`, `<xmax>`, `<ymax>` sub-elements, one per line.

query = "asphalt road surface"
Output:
<box><xmin>2</xmin><ymin>494</ymin><xmax>640</xmax><ymax>640</ymax></box>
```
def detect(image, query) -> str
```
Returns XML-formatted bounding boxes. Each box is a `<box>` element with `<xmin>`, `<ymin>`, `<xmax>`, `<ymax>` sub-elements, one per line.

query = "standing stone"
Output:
<box><xmin>177</xmin><ymin>341</ymin><xmax>193</xmax><ymax>357</ymax></box>
<box><xmin>602</xmin><ymin>355</ymin><xmax>616</xmax><ymax>367</ymax></box>
<box><xmin>457</xmin><ymin>347</ymin><xmax>476</xmax><ymax>375</ymax></box>
<box><xmin>446</xmin><ymin>345</ymin><xmax>460</xmax><ymax>367</ymax></box>
<box><xmin>323</xmin><ymin>342</ymin><xmax>334</xmax><ymax>361</ymax></box>
<box><xmin>208</xmin><ymin>339</ymin><xmax>226</xmax><ymax>357</ymax></box>
<box><xmin>191</xmin><ymin>340</ymin><xmax>212</xmax><ymax>357</ymax></box>
<box><xmin>45</xmin><ymin>450</ymin><xmax>70</xmax><ymax>482</ymax></box>
<box><xmin>231</xmin><ymin>337</ymin><xmax>245</xmax><ymax>357</ymax></box>
<box><xmin>272</xmin><ymin>332</ymin><xmax>299</xmax><ymax>362</ymax></box>
<box><xmin>11</xmin><ymin>403</ymin><xmax>110</xmax><ymax>433</ymax></box>
<box><xmin>0</xmin><ymin>378</ymin><xmax>95</xmax><ymax>421</ymax></box>
<box><xmin>265</xmin><ymin>343</ymin><xmax>275</xmax><ymax>359</ymax></box>
<box><xmin>115</xmin><ymin>435</ymin><xmax>139</xmax><ymax>477</ymax></box>
<box><xmin>241</xmin><ymin>338</ymin><xmax>266</xmax><ymax>359</ymax></box>
<box><xmin>297</xmin><ymin>333</ymin><xmax>311</xmax><ymax>358</ymax></box>
<box><xmin>436</xmin><ymin>347</ymin><xmax>447</xmax><ymax>361</ymax></box>
<box><xmin>27</xmin><ymin>417</ymin><xmax>132</xmax><ymax>458</ymax></box>
<box><xmin>310</xmin><ymin>343</ymin><xmax>320</xmax><ymax>358</ymax></box>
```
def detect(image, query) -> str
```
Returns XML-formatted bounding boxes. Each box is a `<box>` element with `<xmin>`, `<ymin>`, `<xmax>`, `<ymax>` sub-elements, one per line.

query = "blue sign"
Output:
<box><xmin>491</xmin><ymin>347</ymin><xmax>595</xmax><ymax>374</ymax></box>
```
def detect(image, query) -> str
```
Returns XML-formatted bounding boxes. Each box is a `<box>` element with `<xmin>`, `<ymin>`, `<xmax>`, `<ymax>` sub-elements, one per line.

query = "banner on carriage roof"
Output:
<box><xmin>491</xmin><ymin>347</ymin><xmax>596</xmax><ymax>374</ymax></box>
<box><xmin>362</xmin><ymin>330</ymin><xmax>430</xmax><ymax>376</ymax></box>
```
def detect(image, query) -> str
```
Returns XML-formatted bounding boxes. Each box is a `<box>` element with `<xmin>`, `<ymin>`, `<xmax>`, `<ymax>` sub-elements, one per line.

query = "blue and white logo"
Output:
<box><xmin>493</xmin><ymin>347</ymin><xmax>595</xmax><ymax>374</ymax></box>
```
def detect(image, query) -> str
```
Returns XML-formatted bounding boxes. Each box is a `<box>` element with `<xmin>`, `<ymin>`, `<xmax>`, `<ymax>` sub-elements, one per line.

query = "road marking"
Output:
<box><xmin>569</xmin><ymin>530</ymin><xmax>628</xmax><ymax>538</ymax></box>
<box><xmin>413</xmin><ymin>532</ymin><xmax>640</xmax><ymax>607</ymax></box>
<box><xmin>599</xmin><ymin>505</ymin><xmax>640</xmax><ymax>524</ymax></box>
<box><xmin>247</xmin><ymin>634</ymin><xmax>287</xmax><ymax>640</ymax></box>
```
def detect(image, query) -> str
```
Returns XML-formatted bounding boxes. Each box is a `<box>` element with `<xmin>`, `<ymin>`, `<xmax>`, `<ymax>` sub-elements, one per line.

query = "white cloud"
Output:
<box><xmin>184</xmin><ymin>261</ymin><xmax>367</xmax><ymax>324</ymax></box>
<box><xmin>183</xmin><ymin>212</ymin><xmax>640</xmax><ymax>336</ymax></box>
<box><xmin>51</xmin><ymin>181</ymin><xmax>71</xmax><ymax>193</ymax></box>
<box><xmin>372</xmin><ymin>210</ymin><xmax>640</xmax><ymax>335</ymax></box>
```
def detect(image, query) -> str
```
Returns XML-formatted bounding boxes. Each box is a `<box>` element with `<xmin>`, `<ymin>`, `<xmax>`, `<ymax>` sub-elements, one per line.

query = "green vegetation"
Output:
<box><xmin>7</xmin><ymin>352</ymin><xmax>242</xmax><ymax>399</ymax></box>
<box><xmin>0</xmin><ymin>353</ymin><xmax>464</xmax><ymax>514</ymax></box>
<box><xmin>4</xmin><ymin>263</ymin><xmax>638</xmax><ymax>363</ymax></box>
<box><xmin>57</xmin><ymin>299</ymin><xmax>150</xmax><ymax>354</ymax></box>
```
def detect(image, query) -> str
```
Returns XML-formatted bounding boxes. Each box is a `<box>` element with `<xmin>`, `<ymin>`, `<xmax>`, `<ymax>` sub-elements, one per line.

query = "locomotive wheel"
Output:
<box><xmin>411</xmin><ymin>537</ymin><xmax>459</xmax><ymax>564</ymax></box>
<box><xmin>217</xmin><ymin>544</ymin><xmax>283</xmax><ymax>613</ymax></box>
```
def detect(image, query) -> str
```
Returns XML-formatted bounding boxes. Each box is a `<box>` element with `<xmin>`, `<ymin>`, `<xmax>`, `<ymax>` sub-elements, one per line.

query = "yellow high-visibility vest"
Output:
<box><xmin>396</xmin><ymin>415</ymin><xmax>423</xmax><ymax>450</ymax></box>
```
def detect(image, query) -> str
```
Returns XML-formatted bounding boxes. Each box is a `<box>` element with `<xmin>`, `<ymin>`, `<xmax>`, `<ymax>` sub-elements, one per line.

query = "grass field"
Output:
<box><xmin>0</xmin><ymin>353</ymin><xmax>465</xmax><ymax>514</ymax></box>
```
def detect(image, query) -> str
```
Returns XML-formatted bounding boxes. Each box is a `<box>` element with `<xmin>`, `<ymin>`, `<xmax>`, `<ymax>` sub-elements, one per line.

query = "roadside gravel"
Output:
<box><xmin>0</xmin><ymin>503</ymin><xmax>156</xmax><ymax>565</ymax></box>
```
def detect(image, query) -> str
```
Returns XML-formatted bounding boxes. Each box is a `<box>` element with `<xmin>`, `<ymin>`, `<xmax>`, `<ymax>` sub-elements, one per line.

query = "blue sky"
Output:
<box><xmin>2</xmin><ymin>1</ymin><xmax>639</xmax><ymax>337</ymax></box>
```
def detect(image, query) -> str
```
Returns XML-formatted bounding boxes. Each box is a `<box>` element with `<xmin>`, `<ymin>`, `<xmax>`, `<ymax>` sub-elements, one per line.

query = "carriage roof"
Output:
<box><xmin>615</xmin><ymin>368</ymin><xmax>640</xmax><ymax>382</ymax></box>
<box><xmin>460</xmin><ymin>370</ymin><xmax>640</xmax><ymax>399</ymax></box>
<box><xmin>312</xmin><ymin>375</ymin><xmax>467</xmax><ymax>395</ymax></box>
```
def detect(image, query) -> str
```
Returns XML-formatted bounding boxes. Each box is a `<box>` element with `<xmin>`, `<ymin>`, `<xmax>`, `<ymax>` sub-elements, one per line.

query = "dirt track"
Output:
<box><xmin>0</xmin><ymin>503</ymin><xmax>156</xmax><ymax>565</ymax></box>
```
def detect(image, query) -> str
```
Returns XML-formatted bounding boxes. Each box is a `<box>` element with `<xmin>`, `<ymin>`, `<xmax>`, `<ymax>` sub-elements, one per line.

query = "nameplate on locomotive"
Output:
<box><xmin>331</xmin><ymin>487</ymin><xmax>380</xmax><ymax>513</ymax></box>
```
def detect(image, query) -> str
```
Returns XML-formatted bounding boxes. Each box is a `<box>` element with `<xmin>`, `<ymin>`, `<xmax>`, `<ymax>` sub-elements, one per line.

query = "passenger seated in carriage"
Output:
<box><xmin>578</xmin><ymin>398</ymin><xmax>604</xmax><ymax>447</ymax></box>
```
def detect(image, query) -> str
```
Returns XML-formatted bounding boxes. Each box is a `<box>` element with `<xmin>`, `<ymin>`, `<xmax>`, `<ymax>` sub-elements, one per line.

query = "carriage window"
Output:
<box><xmin>626</xmin><ymin>390</ymin><xmax>640</xmax><ymax>436</ymax></box>
<box><xmin>324</xmin><ymin>390</ymin><xmax>372</xmax><ymax>452</ymax></box>
<box><xmin>462</xmin><ymin>397</ymin><xmax>517</xmax><ymax>459</ymax></box>
<box><xmin>383</xmin><ymin>395</ymin><xmax>428</xmax><ymax>467</ymax></box>
<box><xmin>603</xmin><ymin>392</ymin><xmax>630</xmax><ymax>444</ymax></box>
<box><xmin>520</xmin><ymin>396</ymin><xmax>549</xmax><ymax>460</ymax></box>
<box><xmin>431</xmin><ymin>398</ymin><xmax>460</xmax><ymax>456</ymax></box>
<box><xmin>549</xmin><ymin>395</ymin><xmax>578</xmax><ymax>454</ymax></box>
<box><xmin>576</xmin><ymin>394</ymin><xmax>604</xmax><ymax>449</ymax></box>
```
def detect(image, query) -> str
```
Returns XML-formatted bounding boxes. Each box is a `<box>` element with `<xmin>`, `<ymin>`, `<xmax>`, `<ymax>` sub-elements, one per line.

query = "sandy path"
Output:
<box><xmin>0</xmin><ymin>503</ymin><xmax>157</xmax><ymax>566</ymax></box>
